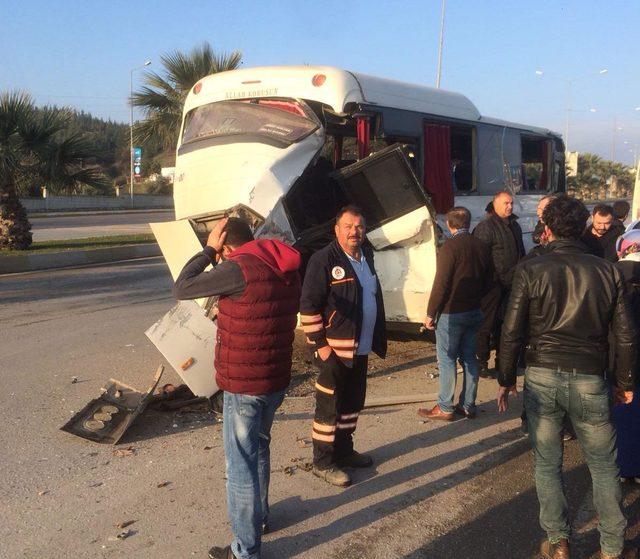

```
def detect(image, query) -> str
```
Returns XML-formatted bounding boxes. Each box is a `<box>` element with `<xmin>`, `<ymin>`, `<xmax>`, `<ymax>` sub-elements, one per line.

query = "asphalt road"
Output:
<box><xmin>1</xmin><ymin>259</ymin><xmax>638</xmax><ymax>559</ymax></box>
<box><xmin>29</xmin><ymin>211</ymin><xmax>174</xmax><ymax>241</ymax></box>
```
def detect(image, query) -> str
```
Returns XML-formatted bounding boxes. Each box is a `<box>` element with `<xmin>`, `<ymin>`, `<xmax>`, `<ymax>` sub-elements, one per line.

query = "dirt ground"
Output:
<box><xmin>6</xmin><ymin>331</ymin><xmax>639</xmax><ymax>559</ymax></box>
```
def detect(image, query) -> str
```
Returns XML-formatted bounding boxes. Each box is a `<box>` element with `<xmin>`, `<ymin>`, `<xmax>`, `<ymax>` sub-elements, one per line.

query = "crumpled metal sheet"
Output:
<box><xmin>60</xmin><ymin>365</ymin><xmax>163</xmax><ymax>444</ymax></box>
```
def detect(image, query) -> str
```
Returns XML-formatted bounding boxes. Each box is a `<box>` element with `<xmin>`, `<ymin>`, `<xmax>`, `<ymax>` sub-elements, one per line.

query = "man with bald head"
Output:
<box><xmin>473</xmin><ymin>190</ymin><xmax>525</xmax><ymax>376</ymax></box>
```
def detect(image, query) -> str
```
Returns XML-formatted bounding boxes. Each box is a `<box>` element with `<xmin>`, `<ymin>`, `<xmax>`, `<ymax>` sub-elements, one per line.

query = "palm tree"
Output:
<box><xmin>132</xmin><ymin>42</ymin><xmax>242</xmax><ymax>150</ymax></box>
<box><xmin>0</xmin><ymin>92</ymin><xmax>108</xmax><ymax>249</ymax></box>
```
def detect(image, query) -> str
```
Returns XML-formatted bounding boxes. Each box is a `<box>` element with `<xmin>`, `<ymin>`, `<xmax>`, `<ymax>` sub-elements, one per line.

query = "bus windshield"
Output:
<box><xmin>180</xmin><ymin>100</ymin><xmax>319</xmax><ymax>150</ymax></box>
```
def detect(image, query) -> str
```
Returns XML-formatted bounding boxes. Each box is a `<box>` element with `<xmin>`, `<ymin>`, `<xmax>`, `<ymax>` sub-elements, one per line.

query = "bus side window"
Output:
<box><xmin>521</xmin><ymin>136</ymin><xmax>551</xmax><ymax>191</ymax></box>
<box><xmin>450</xmin><ymin>125</ymin><xmax>474</xmax><ymax>193</ymax></box>
<box><xmin>476</xmin><ymin>124</ymin><xmax>505</xmax><ymax>195</ymax></box>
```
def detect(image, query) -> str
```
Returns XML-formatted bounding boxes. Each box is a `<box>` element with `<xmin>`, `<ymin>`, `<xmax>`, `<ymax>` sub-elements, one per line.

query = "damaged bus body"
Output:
<box><xmin>148</xmin><ymin>66</ymin><xmax>564</xmax><ymax>396</ymax></box>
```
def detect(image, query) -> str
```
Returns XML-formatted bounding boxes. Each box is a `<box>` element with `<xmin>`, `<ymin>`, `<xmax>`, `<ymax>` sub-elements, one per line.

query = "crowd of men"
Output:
<box><xmin>172</xmin><ymin>193</ymin><xmax>639</xmax><ymax>559</ymax></box>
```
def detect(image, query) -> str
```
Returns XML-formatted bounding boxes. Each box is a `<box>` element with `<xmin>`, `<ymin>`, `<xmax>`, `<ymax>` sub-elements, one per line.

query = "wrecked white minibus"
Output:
<box><xmin>147</xmin><ymin>65</ymin><xmax>565</xmax><ymax>397</ymax></box>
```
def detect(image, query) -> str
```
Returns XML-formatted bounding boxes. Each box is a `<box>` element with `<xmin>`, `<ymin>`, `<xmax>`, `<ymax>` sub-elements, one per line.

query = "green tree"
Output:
<box><xmin>0</xmin><ymin>92</ymin><xmax>108</xmax><ymax>249</ymax></box>
<box><xmin>567</xmin><ymin>152</ymin><xmax>633</xmax><ymax>201</ymax></box>
<box><xmin>132</xmin><ymin>42</ymin><xmax>242</xmax><ymax>150</ymax></box>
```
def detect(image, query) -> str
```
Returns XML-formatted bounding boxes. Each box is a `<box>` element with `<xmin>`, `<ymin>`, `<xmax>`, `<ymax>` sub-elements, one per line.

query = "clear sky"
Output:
<box><xmin>1</xmin><ymin>0</ymin><xmax>638</xmax><ymax>164</ymax></box>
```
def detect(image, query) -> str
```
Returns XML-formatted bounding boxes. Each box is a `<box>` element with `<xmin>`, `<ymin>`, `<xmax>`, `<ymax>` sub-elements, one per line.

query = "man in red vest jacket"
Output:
<box><xmin>173</xmin><ymin>217</ymin><xmax>301</xmax><ymax>559</ymax></box>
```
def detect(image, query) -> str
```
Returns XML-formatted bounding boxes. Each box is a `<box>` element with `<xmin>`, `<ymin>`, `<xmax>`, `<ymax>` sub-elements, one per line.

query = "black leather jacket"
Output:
<box><xmin>498</xmin><ymin>239</ymin><xmax>637</xmax><ymax>390</ymax></box>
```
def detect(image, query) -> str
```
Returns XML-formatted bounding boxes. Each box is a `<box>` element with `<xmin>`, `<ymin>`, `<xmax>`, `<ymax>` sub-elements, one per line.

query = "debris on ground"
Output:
<box><xmin>112</xmin><ymin>446</ymin><xmax>136</xmax><ymax>458</ymax></box>
<box><xmin>278</xmin><ymin>458</ymin><xmax>313</xmax><ymax>476</ymax></box>
<box><xmin>60</xmin><ymin>365</ymin><xmax>164</xmax><ymax>444</ymax></box>
<box><xmin>37</xmin><ymin>490</ymin><xmax>49</xmax><ymax>496</ymax></box>
<box><xmin>108</xmin><ymin>529</ymin><xmax>133</xmax><ymax>541</ymax></box>
<box><xmin>156</xmin><ymin>481</ymin><xmax>171</xmax><ymax>488</ymax></box>
<box><xmin>88</xmin><ymin>481</ymin><xmax>103</xmax><ymax>488</ymax></box>
<box><xmin>115</xmin><ymin>520</ymin><xmax>136</xmax><ymax>529</ymax></box>
<box><xmin>71</xmin><ymin>376</ymin><xmax>78</xmax><ymax>384</ymax></box>
<box><xmin>148</xmin><ymin>383</ymin><xmax>206</xmax><ymax>411</ymax></box>
<box><xmin>296</xmin><ymin>436</ymin><xmax>312</xmax><ymax>448</ymax></box>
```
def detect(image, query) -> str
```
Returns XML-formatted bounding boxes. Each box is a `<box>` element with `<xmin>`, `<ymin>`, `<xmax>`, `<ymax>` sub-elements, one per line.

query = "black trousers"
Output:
<box><xmin>476</xmin><ymin>284</ymin><xmax>505</xmax><ymax>365</ymax></box>
<box><xmin>312</xmin><ymin>354</ymin><xmax>368</xmax><ymax>469</ymax></box>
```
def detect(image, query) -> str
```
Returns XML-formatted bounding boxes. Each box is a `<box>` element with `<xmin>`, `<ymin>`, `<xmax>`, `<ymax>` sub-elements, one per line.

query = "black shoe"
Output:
<box><xmin>478</xmin><ymin>363</ymin><xmax>493</xmax><ymax>378</ymax></box>
<box><xmin>336</xmin><ymin>450</ymin><xmax>374</xmax><ymax>468</ymax></box>
<box><xmin>209</xmin><ymin>545</ymin><xmax>236</xmax><ymax>559</ymax></box>
<box><xmin>454</xmin><ymin>404</ymin><xmax>476</xmax><ymax>419</ymax></box>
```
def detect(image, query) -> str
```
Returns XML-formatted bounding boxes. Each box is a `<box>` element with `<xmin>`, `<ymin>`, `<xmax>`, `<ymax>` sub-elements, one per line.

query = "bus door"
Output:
<box><xmin>330</xmin><ymin>144</ymin><xmax>439</xmax><ymax>324</ymax></box>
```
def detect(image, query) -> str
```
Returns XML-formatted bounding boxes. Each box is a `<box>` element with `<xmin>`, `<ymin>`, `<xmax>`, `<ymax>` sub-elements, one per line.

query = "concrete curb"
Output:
<box><xmin>0</xmin><ymin>243</ymin><xmax>161</xmax><ymax>274</ymax></box>
<box><xmin>29</xmin><ymin>209</ymin><xmax>174</xmax><ymax>219</ymax></box>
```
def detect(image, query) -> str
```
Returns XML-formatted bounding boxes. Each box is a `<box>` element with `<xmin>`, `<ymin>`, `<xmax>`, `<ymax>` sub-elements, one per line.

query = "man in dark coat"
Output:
<box><xmin>300</xmin><ymin>205</ymin><xmax>387</xmax><ymax>488</ymax></box>
<box><xmin>581</xmin><ymin>204</ymin><xmax>621</xmax><ymax>262</ymax></box>
<box><xmin>473</xmin><ymin>190</ymin><xmax>525</xmax><ymax>376</ymax></box>
<box><xmin>497</xmin><ymin>195</ymin><xmax>637</xmax><ymax>559</ymax></box>
<box><xmin>418</xmin><ymin>206</ymin><xmax>493</xmax><ymax>421</ymax></box>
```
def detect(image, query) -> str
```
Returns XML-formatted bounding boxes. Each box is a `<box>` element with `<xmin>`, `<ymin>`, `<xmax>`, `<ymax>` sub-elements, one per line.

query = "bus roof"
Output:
<box><xmin>184</xmin><ymin>65</ymin><xmax>560</xmax><ymax>138</ymax></box>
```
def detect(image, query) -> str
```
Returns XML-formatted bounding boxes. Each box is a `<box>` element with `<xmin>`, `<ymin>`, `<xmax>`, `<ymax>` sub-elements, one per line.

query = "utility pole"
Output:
<box><xmin>129</xmin><ymin>60</ymin><xmax>151</xmax><ymax>207</ymax></box>
<box><xmin>435</xmin><ymin>0</ymin><xmax>446</xmax><ymax>88</ymax></box>
<box><xmin>612</xmin><ymin>116</ymin><xmax>619</xmax><ymax>162</ymax></box>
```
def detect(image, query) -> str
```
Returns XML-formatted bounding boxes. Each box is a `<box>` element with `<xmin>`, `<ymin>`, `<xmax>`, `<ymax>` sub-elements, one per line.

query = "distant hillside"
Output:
<box><xmin>22</xmin><ymin>107</ymin><xmax>168</xmax><ymax>196</ymax></box>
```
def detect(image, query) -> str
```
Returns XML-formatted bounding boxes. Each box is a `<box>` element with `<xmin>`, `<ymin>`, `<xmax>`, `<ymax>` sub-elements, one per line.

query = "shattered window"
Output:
<box><xmin>181</xmin><ymin>100</ymin><xmax>318</xmax><ymax>149</ymax></box>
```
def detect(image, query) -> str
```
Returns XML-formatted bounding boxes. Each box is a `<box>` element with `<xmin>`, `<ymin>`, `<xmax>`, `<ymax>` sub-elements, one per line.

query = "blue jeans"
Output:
<box><xmin>435</xmin><ymin>309</ymin><xmax>484</xmax><ymax>413</ymax></box>
<box><xmin>223</xmin><ymin>390</ymin><xmax>285</xmax><ymax>559</ymax></box>
<box><xmin>525</xmin><ymin>367</ymin><xmax>625</xmax><ymax>556</ymax></box>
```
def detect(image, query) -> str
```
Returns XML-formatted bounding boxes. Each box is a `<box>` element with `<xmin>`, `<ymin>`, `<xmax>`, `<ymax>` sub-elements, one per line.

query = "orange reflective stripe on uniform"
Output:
<box><xmin>312</xmin><ymin>421</ymin><xmax>335</xmax><ymax>433</ymax></box>
<box><xmin>339</xmin><ymin>412</ymin><xmax>359</xmax><ymax>420</ymax></box>
<box><xmin>326</xmin><ymin>337</ymin><xmax>356</xmax><ymax>348</ymax></box>
<box><xmin>315</xmin><ymin>382</ymin><xmax>334</xmax><ymax>395</ymax></box>
<box><xmin>300</xmin><ymin>313</ymin><xmax>323</xmax><ymax>323</ymax></box>
<box><xmin>325</xmin><ymin>310</ymin><xmax>337</xmax><ymax>328</ymax></box>
<box><xmin>336</xmin><ymin>422</ymin><xmax>358</xmax><ymax>429</ymax></box>
<box><xmin>330</xmin><ymin>278</ymin><xmax>355</xmax><ymax>285</ymax></box>
<box><xmin>312</xmin><ymin>431</ymin><xmax>335</xmax><ymax>442</ymax></box>
<box><xmin>333</xmin><ymin>349</ymin><xmax>355</xmax><ymax>359</ymax></box>
<box><xmin>300</xmin><ymin>313</ymin><xmax>324</xmax><ymax>333</ymax></box>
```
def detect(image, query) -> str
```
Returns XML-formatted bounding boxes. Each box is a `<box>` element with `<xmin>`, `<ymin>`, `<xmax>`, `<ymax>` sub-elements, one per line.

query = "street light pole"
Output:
<box><xmin>535</xmin><ymin>68</ymin><xmax>607</xmax><ymax>152</ymax></box>
<box><xmin>130</xmin><ymin>60</ymin><xmax>151</xmax><ymax>207</ymax></box>
<box><xmin>565</xmin><ymin>80</ymin><xmax>572</xmax><ymax>154</ymax></box>
<box><xmin>435</xmin><ymin>0</ymin><xmax>446</xmax><ymax>88</ymax></box>
<box><xmin>612</xmin><ymin>116</ymin><xmax>619</xmax><ymax>162</ymax></box>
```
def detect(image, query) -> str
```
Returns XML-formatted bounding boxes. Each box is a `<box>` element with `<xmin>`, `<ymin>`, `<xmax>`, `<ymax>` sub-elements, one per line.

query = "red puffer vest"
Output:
<box><xmin>215</xmin><ymin>239</ymin><xmax>301</xmax><ymax>395</ymax></box>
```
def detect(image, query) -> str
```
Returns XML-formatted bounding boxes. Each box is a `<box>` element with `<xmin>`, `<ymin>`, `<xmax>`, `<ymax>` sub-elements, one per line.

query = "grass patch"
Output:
<box><xmin>0</xmin><ymin>234</ymin><xmax>156</xmax><ymax>255</ymax></box>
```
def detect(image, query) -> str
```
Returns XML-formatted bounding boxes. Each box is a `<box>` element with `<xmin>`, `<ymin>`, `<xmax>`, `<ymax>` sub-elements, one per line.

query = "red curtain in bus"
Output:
<box><xmin>333</xmin><ymin>136</ymin><xmax>343</xmax><ymax>167</ymax></box>
<box><xmin>539</xmin><ymin>140</ymin><xmax>550</xmax><ymax>190</ymax></box>
<box><xmin>423</xmin><ymin>123</ymin><xmax>453</xmax><ymax>214</ymax></box>
<box><xmin>356</xmin><ymin>116</ymin><xmax>370</xmax><ymax>160</ymax></box>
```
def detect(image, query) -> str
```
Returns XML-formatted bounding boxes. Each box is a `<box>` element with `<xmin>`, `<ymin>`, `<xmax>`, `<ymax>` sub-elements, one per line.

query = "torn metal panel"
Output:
<box><xmin>150</xmin><ymin>219</ymin><xmax>210</xmax><ymax>309</ymax></box>
<box><xmin>60</xmin><ymin>365</ymin><xmax>163</xmax><ymax>444</ymax></box>
<box><xmin>145</xmin><ymin>300</ymin><xmax>218</xmax><ymax>398</ymax></box>
<box><xmin>254</xmin><ymin>199</ymin><xmax>296</xmax><ymax>245</ymax></box>
<box><xmin>173</xmin><ymin>124</ymin><xmax>324</xmax><ymax>221</ymax></box>
<box><xmin>367</xmin><ymin>206</ymin><xmax>434</xmax><ymax>250</ymax></box>
<box><xmin>375</xmin><ymin>242</ymin><xmax>437</xmax><ymax>323</ymax></box>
